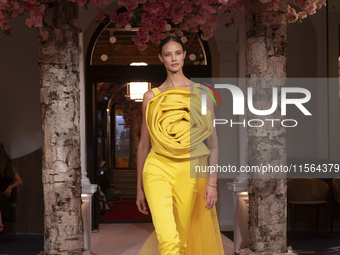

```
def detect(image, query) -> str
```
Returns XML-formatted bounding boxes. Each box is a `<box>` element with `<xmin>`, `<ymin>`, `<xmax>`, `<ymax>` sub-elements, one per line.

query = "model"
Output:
<box><xmin>136</xmin><ymin>35</ymin><xmax>225</xmax><ymax>255</ymax></box>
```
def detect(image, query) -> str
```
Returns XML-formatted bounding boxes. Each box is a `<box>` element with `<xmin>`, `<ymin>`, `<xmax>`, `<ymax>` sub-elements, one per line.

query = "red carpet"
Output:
<box><xmin>99</xmin><ymin>198</ymin><xmax>152</xmax><ymax>220</ymax></box>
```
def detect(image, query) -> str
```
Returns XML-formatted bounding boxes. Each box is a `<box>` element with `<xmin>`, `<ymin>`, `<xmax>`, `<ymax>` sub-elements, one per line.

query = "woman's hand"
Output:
<box><xmin>3</xmin><ymin>186</ymin><xmax>12</xmax><ymax>198</ymax></box>
<box><xmin>136</xmin><ymin>188</ymin><xmax>149</xmax><ymax>215</ymax></box>
<box><xmin>204</xmin><ymin>184</ymin><xmax>218</xmax><ymax>210</ymax></box>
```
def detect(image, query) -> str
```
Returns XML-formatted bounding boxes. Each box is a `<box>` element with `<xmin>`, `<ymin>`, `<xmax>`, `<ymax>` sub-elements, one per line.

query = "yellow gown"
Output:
<box><xmin>139</xmin><ymin>83</ymin><xmax>225</xmax><ymax>255</ymax></box>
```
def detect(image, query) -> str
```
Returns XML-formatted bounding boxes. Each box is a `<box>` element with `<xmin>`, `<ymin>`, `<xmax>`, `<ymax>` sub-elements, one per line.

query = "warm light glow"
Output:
<box><xmin>240</xmin><ymin>191</ymin><xmax>248</xmax><ymax>195</ymax></box>
<box><xmin>129</xmin><ymin>82</ymin><xmax>149</xmax><ymax>101</ymax></box>
<box><xmin>109</xmin><ymin>36</ymin><xmax>117</xmax><ymax>44</ymax></box>
<box><xmin>101</xmin><ymin>54</ymin><xmax>108</xmax><ymax>61</ymax></box>
<box><xmin>189</xmin><ymin>54</ymin><xmax>196</xmax><ymax>61</ymax></box>
<box><xmin>125</xmin><ymin>25</ymin><xmax>132</xmax><ymax>31</ymax></box>
<box><xmin>81</xmin><ymin>194</ymin><xmax>91</xmax><ymax>198</ymax></box>
<box><xmin>130</xmin><ymin>62</ymin><xmax>148</xmax><ymax>66</ymax></box>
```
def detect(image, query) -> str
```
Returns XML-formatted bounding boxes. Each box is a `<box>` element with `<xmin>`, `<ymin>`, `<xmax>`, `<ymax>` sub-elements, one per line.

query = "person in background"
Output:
<box><xmin>0</xmin><ymin>143</ymin><xmax>23</xmax><ymax>236</ymax></box>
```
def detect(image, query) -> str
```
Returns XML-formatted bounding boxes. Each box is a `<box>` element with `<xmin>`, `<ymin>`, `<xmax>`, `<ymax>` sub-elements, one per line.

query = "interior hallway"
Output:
<box><xmin>91</xmin><ymin>223</ymin><xmax>235</xmax><ymax>255</ymax></box>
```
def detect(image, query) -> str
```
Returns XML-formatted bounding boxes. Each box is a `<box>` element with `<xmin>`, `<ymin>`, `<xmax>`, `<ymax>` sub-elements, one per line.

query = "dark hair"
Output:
<box><xmin>0</xmin><ymin>143</ymin><xmax>14</xmax><ymax>180</ymax></box>
<box><xmin>159</xmin><ymin>36</ymin><xmax>185</xmax><ymax>56</ymax></box>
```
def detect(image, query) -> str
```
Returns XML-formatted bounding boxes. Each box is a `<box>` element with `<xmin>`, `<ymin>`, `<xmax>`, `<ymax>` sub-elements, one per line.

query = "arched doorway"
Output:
<box><xmin>85</xmin><ymin>11</ymin><xmax>213</xmax><ymax>229</ymax></box>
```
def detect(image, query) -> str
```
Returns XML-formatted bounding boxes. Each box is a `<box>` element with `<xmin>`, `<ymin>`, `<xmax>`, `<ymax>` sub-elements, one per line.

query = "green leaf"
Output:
<box><xmin>4</xmin><ymin>29</ymin><xmax>11</xmax><ymax>36</ymax></box>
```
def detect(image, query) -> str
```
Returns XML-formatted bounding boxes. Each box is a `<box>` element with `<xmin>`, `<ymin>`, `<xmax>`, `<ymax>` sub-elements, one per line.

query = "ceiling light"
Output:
<box><xmin>109</xmin><ymin>36</ymin><xmax>116</xmax><ymax>44</ymax></box>
<box><xmin>189</xmin><ymin>54</ymin><xmax>196</xmax><ymax>61</ymax></box>
<box><xmin>130</xmin><ymin>62</ymin><xmax>148</xmax><ymax>66</ymax></box>
<box><xmin>101</xmin><ymin>54</ymin><xmax>108</xmax><ymax>61</ymax></box>
<box><xmin>125</xmin><ymin>25</ymin><xmax>132</xmax><ymax>31</ymax></box>
<box><xmin>181</xmin><ymin>36</ymin><xmax>187</xmax><ymax>43</ymax></box>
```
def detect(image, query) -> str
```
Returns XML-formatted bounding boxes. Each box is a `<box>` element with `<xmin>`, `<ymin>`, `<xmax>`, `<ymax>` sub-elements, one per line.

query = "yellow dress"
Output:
<box><xmin>139</xmin><ymin>83</ymin><xmax>225</xmax><ymax>255</ymax></box>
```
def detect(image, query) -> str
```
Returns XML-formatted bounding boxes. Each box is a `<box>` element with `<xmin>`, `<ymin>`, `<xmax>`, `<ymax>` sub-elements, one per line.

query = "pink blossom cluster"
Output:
<box><xmin>219</xmin><ymin>0</ymin><xmax>326</xmax><ymax>24</ymax></box>
<box><xmin>107</xmin><ymin>0</ymin><xmax>237</xmax><ymax>51</ymax></box>
<box><xmin>68</xmin><ymin>0</ymin><xmax>111</xmax><ymax>7</ymax></box>
<box><xmin>0</xmin><ymin>0</ymin><xmax>327</xmax><ymax>50</ymax></box>
<box><xmin>287</xmin><ymin>0</ymin><xmax>326</xmax><ymax>23</ymax></box>
<box><xmin>0</xmin><ymin>0</ymin><xmax>44</xmax><ymax>32</ymax></box>
<box><xmin>0</xmin><ymin>0</ymin><xmax>112</xmax><ymax>35</ymax></box>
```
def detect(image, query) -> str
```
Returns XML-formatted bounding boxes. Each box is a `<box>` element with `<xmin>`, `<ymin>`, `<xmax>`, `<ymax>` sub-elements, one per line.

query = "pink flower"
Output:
<box><xmin>202</xmin><ymin>4</ymin><xmax>217</xmax><ymax>14</ymax></box>
<box><xmin>118</xmin><ymin>0</ymin><xmax>139</xmax><ymax>10</ymax></box>
<box><xmin>25</xmin><ymin>17</ymin><xmax>34</xmax><ymax>28</ymax></box>
<box><xmin>298</xmin><ymin>11</ymin><xmax>307</xmax><ymax>19</ymax></box>
<box><xmin>137</xmin><ymin>43</ymin><xmax>148</xmax><ymax>51</ymax></box>
<box><xmin>78</xmin><ymin>0</ymin><xmax>87</xmax><ymax>6</ymax></box>
<box><xmin>24</xmin><ymin>2</ymin><xmax>35</xmax><ymax>10</ymax></box>
<box><xmin>95</xmin><ymin>7</ymin><xmax>105</xmax><ymax>21</ymax></box>
<box><xmin>305</xmin><ymin>1</ymin><xmax>317</xmax><ymax>15</ymax></box>
<box><xmin>33</xmin><ymin>14</ymin><xmax>42</xmax><ymax>27</ymax></box>
<box><xmin>150</xmin><ymin>31</ymin><xmax>163</xmax><ymax>44</ymax></box>
<box><xmin>294</xmin><ymin>0</ymin><xmax>307</xmax><ymax>9</ymax></box>
<box><xmin>110</xmin><ymin>11</ymin><xmax>133</xmax><ymax>27</ymax></box>
<box><xmin>10</xmin><ymin>10</ymin><xmax>19</xmax><ymax>18</ymax></box>
<box><xmin>193</xmin><ymin>15</ymin><xmax>206</xmax><ymax>25</ymax></box>
<box><xmin>36</xmin><ymin>4</ymin><xmax>45</xmax><ymax>13</ymax></box>
<box><xmin>287</xmin><ymin>5</ymin><xmax>298</xmax><ymax>23</ymax></box>
<box><xmin>135</xmin><ymin>26</ymin><xmax>149</xmax><ymax>43</ymax></box>
<box><xmin>184</xmin><ymin>2</ymin><xmax>194</xmax><ymax>13</ymax></box>
<box><xmin>150</xmin><ymin>19</ymin><xmax>166</xmax><ymax>33</ymax></box>
<box><xmin>175</xmin><ymin>29</ymin><xmax>183</xmax><ymax>37</ymax></box>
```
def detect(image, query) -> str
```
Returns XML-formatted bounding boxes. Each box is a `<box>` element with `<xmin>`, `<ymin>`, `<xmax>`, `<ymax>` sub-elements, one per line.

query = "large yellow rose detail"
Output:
<box><xmin>146</xmin><ymin>86</ymin><xmax>213</xmax><ymax>159</ymax></box>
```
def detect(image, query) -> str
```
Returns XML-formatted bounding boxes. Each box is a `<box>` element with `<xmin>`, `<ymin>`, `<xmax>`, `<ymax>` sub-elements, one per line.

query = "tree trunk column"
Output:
<box><xmin>38</xmin><ymin>1</ymin><xmax>95</xmax><ymax>254</ymax></box>
<box><xmin>245</xmin><ymin>0</ymin><xmax>288</xmax><ymax>253</ymax></box>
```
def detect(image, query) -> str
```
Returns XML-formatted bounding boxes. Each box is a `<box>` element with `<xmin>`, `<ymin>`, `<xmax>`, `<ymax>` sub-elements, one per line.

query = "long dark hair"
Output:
<box><xmin>159</xmin><ymin>36</ymin><xmax>185</xmax><ymax>56</ymax></box>
<box><xmin>0</xmin><ymin>143</ymin><xmax>14</xmax><ymax>180</ymax></box>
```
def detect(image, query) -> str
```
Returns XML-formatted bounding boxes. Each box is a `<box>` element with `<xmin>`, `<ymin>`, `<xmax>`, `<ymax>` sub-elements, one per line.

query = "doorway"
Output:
<box><xmin>85</xmin><ymin>15</ymin><xmax>212</xmax><ymax>229</ymax></box>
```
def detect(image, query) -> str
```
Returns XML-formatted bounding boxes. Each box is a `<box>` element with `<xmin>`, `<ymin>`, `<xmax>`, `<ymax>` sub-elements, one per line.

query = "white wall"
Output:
<box><xmin>0</xmin><ymin>14</ymin><xmax>41</xmax><ymax>158</ymax></box>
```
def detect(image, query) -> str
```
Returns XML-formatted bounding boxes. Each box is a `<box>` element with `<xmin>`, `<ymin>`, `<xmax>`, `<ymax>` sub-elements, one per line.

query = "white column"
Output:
<box><xmin>79</xmin><ymin>30</ymin><xmax>98</xmax><ymax>251</ymax></box>
<box><xmin>226</xmin><ymin>181</ymin><xmax>249</xmax><ymax>251</ymax></box>
<box><xmin>237</xmin><ymin>5</ymin><xmax>249</xmax><ymax>183</ymax></box>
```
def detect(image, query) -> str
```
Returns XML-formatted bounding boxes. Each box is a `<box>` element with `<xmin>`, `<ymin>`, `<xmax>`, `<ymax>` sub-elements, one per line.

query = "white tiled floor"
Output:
<box><xmin>91</xmin><ymin>223</ymin><xmax>234</xmax><ymax>255</ymax></box>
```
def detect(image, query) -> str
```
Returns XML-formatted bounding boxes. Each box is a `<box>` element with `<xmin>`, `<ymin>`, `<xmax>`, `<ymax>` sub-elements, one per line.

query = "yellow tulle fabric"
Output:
<box><xmin>139</xmin><ymin>83</ymin><xmax>225</xmax><ymax>255</ymax></box>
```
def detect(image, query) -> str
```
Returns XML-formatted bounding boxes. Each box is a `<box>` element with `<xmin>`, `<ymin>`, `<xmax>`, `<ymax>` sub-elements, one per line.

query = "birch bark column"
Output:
<box><xmin>38</xmin><ymin>0</ymin><xmax>95</xmax><ymax>254</ymax></box>
<box><xmin>245</xmin><ymin>0</ymin><xmax>288</xmax><ymax>253</ymax></box>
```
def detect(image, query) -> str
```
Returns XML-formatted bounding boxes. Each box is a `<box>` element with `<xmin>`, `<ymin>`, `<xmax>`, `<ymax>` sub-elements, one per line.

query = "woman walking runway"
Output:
<box><xmin>136</xmin><ymin>36</ymin><xmax>225</xmax><ymax>255</ymax></box>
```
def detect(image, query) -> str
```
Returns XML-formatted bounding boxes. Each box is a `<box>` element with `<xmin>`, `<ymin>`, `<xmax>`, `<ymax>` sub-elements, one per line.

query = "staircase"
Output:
<box><xmin>111</xmin><ymin>169</ymin><xmax>137</xmax><ymax>198</ymax></box>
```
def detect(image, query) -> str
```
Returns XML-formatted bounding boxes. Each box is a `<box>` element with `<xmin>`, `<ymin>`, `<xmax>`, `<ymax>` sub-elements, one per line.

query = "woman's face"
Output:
<box><xmin>158</xmin><ymin>41</ymin><xmax>186</xmax><ymax>71</ymax></box>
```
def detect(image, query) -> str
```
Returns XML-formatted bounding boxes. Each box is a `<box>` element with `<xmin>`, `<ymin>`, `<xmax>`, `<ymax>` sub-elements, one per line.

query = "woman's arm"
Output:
<box><xmin>202</xmin><ymin>85</ymin><xmax>219</xmax><ymax>210</ymax></box>
<box><xmin>136</xmin><ymin>90</ymin><xmax>153</xmax><ymax>214</ymax></box>
<box><xmin>9</xmin><ymin>165</ymin><xmax>23</xmax><ymax>188</ymax></box>
<box><xmin>1</xmin><ymin>165</ymin><xmax>23</xmax><ymax>198</ymax></box>
<box><xmin>137</xmin><ymin>90</ymin><xmax>153</xmax><ymax>191</ymax></box>
<box><xmin>206</xmin><ymin>87</ymin><xmax>218</xmax><ymax>186</ymax></box>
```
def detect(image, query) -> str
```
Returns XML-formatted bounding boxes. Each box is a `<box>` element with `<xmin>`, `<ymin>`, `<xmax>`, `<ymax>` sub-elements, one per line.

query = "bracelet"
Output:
<box><xmin>206</xmin><ymin>182</ymin><xmax>217</xmax><ymax>187</ymax></box>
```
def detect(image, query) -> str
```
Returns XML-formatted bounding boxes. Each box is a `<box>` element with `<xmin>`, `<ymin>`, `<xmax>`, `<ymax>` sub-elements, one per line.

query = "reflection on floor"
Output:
<box><xmin>91</xmin><ymin>223</ymin><xmax>234</xmax><ymax>255</ymax></box>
